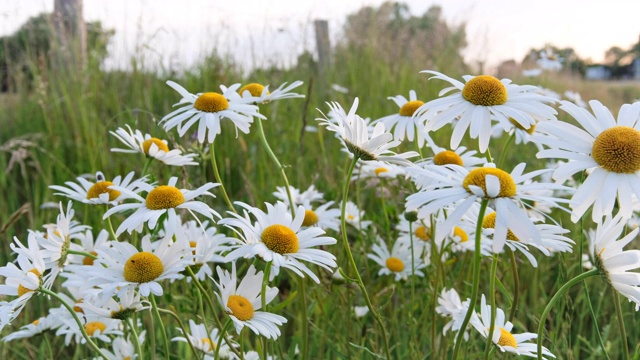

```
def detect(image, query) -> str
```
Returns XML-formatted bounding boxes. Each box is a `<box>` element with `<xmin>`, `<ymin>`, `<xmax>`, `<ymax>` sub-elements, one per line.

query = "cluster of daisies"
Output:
<box><xmin>2</xmin><ymin>68</ymin><xmax>640</xmax><ymax>360</ymax></box>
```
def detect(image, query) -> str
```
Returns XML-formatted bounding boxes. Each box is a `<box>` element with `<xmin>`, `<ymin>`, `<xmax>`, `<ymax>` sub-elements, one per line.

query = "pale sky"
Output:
<box><xmin>1</xmin><ymin>0</ymin><xmax>639</xmax><ymax>72</ymax></box>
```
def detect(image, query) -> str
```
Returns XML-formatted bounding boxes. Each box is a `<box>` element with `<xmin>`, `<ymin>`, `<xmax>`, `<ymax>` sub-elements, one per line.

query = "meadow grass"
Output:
<box><xmin>0</xmin><ymin>44</ymin><xmax>639</xmax><ymax>360</ymax></box>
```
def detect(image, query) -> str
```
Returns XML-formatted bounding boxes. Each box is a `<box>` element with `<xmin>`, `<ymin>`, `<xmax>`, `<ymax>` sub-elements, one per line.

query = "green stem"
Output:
<box><xmin>210</xmin><ymin>141</ymin><xmax>237</xmax><ymax>214</ymax></box>
<box><xmin>536</xmin><ymin>269</ymin><xmax>599</xmax><ymax>360</ymax></box>
<box><xmin>508</xmin><ymin>249</ymin><xmax>519</xmax><ymax>321</ymax></box>
<box><xmin>67</xmin><ymin>249</ymin><xmax>97</xmax><ymax>259</ymax></box>
<box><xmin>261</xmin><ymin>261</ymin><xmax>273</xmax><ymax>360</ymax></box>
<box><xmin>452</xmin><ymin>198</ymin><xmax>489</xmax><ymax>360</ymax></box>
<box><xmin>255</xmin><ymin>118</ymin><xmax>296</xmax><ymax>217</ymax></box>
<box><xmin>614</xmin><ymin>291</ymin><xmax>630</xmax><ymax>360</ymax></box>
<box><xmin>188</xmin><ymin>269</ymin><xmax>216</xmax><ymax>356</ymax></box>
<box><xmin>141</xmin><ymin>157</ymin><xmax>153</xmax><ymax>177</ymax></box>
<box><xmin>157</xmin><ymin>308</ymin><xmax>201</xmax><ymax>360</ymax></box>
<box><xmin>496</xmin><ymin>132</ymin><xmax>515</xmax><ymax>168</ymax></box>
<box><xmin>298</xmin><ymin>276</ymin><xmax>309</xmax><ymax>360</ymax></box>
<box><xmin>484</xmin><ymin>254</ymin><xmax>499</xmax><ymax>359</ymax></box>
<box><xmin>216</xmin><ymin>319</ymin><xmax>233</xmax><ymax>360</ymax></box>
<box><xmin>408</xmin><ymin>221</ymin><xmax>416</xmax><ymax>310</ymax></box>
<box><xmin>126</xmin><ymin>317</ymin><xmax>144</xmax><ymax>360</ymax></box>
<box><xmin>105</xmin><ymin>205</ymin><xmax>118</xmax><ymax>241</ymax></box>
<box><xmin>38</xmin><ymin>287</ymin><xmax>109</xmax><ymax>359</ymax></box>
<box><xmin>340</xmin><ymin>156</ymin><xmax>391</xmax><ymax>360</ymax></box>
<box><xmin>150</xmin><ymin>294</ymin><xmax>170</xmax><ymax>360</ymax></box>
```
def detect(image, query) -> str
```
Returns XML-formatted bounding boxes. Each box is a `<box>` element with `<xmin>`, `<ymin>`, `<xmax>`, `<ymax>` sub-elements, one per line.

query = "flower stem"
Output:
<box><xmin>126</xmin><ymin>317</ymin><xmax>144</xmax><ymax>360</ymax></box>
<box><xmin>536</xmin><ymin>269</ymin><xmax>599</xmax><ymax>360</ymax></box>
<box><xmin>67</xmin><ymin>249</ymin><xmax>97</xmax><ymax>259</ymax></box>
<box><xmin>452</xmin><ymin>198</ymin><xmax>489</xmax><ymax>360</ymax></box>
<box><xmin>38</xmin><ymin>287</ymin><xmax>109</xmax><ymax>359</ymax></box>
<box><xmin>340</xmin><ymin>156</ymin><xmax>391</xmax><ymax>359</ymax></box>
<box><xmin>484</xmin><ymin>254</ymin><xmax>499</xmax><ymax>360</ymax></box>
<box><xmin>298</xmin><ymin>276</ymin><xmax>309</xmax><ymax>360</ymax></box>
<box><xmin>613</xmin><ymin>290</ymin><xmax>630</xmax><ymax>360</ymax></box>
<box><xmin>261</xmin><ymin>261</ymin><xmax>273</xmax><ymax>360</ymax></box>
<box><xmin>150</xmin><ymin>294</ymin><xmax>170</xmax><ymax>360</ymax></box>
<box><xmin>408</xmin><ymin>221</ymin><xmax>416</xmax><ymax>309</ymax></box>
<box><xmin>105</xmin><ymin>205</ymin><xmax>118</xmax><ymax>241</ymax></box>
<box><xmin>141</xmin><ymin>157</ymin><xmax>153</xmax><ymax>177</ymax></box>
<box><xmin>216</xmin><ymin>319</ymin><xmax>233</xmax><ymax>360</ymax></box>
<box><xmin>210</xmin><ymin>141</ymin><xmax>237</xmax><ymax>214</ymax></box>
<box><xmin>157</xmin><ymin>308</ymin><xmax>200</xmax><ymax>360</ymax></box>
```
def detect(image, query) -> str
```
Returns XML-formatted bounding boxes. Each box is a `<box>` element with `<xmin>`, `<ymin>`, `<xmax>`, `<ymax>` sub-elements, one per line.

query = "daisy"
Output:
<box><xmin>470</xmin><ymin>294</ymin><xmax>555</xmax><ymax>359</ymax></box>
<box><xmin>405</xmin><ymin>162</ymin><xmax>571</xmax><ymax>252</ymax></box>
<box><xmin>221</xmin><ymin>201</ymin><xmax>337</xmax><ymax>283</ymax></box>
<box><xmin>563</xmin><ymin>90</ymin><xmax>587</xmax><ymax>108</ymax></box>
<box><xmin>420</xmin><ymin>138</ymin><xmax>486</xmax><ymax>170</ymax></box>
<box><xmin>110</xmin><ymin>125</ymin><xmax>198</xmax><ymax>166</ymax></box>
<box><xmin>239</xmin><ymin>80</ymin><xmax>304</xmax><ymax>104</ymax></box>
<box><xmin>49</xmin><ymin>171</ymin><xmax>149</xmax><ymax>205</ymax></box>
<box><xmin>317</xmin><ymin>98</ymin><xmax>419</xmax><ymax>166</ymax></box>
<box><xmin>589</xmin><ymin>213</ymin><xmax>640</xmax><ymax>309</ymax></box>
<box><xmin>56</xmin><ymin>315</ymin><xmax>123</xmax><ymax>345</ymax></box>
<box><xmin>300</xmin><ymin>201</ymin><xmax>341</xmax><ymax>232</ymax></box>
<box><xmin>436</xmin><ymin>288</ymin><xmax>471</xmax><ymax>340</ymax></box>
<box><xmin>215</xmin><ymin>264</ymin><xmax>287</xmax><ymax>339</ymax></box>
<box><xmin>351</xmin><ymin>160</ymin><xmax>405</xmax><ymax>180</ymax></box>
<box><xmin>77</xmin><ymin>287</ymin><xmax>148</xmax><ymax>320</ymax></box>
<box><xmin>368</xmin><ymin>237</ymin><xmax>425</xmax><ymax>281</ymax></box>
<box><xmin>172</xmin><ymin>319</ymin><xmax>238</xmax><ymax>358</ymax></box>
<box><xmin>0</xmin><ymin>234</ymin><xmax>46</xmax><ymax>332</ymax></box>
<box><xmin>82</xmin><ymin>234</ymin><xmax>193</xmax><ymax>300</ymax></box>
<box><xmin>536</xmin><ymin>100</ymin><xmax>640</xmax><ymax>221</ymax></box>
<box><xmin>161</xmin><ymin>81</ymin><xmax>264</xmax><ymax>143</ymax></box>
<box><xmin>343</xmin><ymin>201</ymin><xmax>372</xmax><ymax>231</ymax></box>
<box><xmin>95</xmin><ymin>334</ymin><xmax>144</xmax><ymax>360</ymax></box>
<box><xmin>103</xmin><ymin>177</ymin><xmax>220</xmax><ymax>237</ymax></box>
<box><xmin>69</xmin><ymin>229</ymin><xmax>110</xmax><ymax>266</ymax></box>
<box><xmin>2</xmin><ymin>316</ymin><xmax>53</xmax><ymax>342</ymax></box>
<box><xmin>415</xmin><ymin>71</ymin><xmax>558</xmax><ymax>152</ymax></box>
<box><xmin>273</xmin><ymin>185</ymin><xmax>323</xmax><ymax>209</ymax></box>
<box><xmin>373</xmin><ymin>90</ymin><xmax>429</xmax><ymax>147</ymax></box>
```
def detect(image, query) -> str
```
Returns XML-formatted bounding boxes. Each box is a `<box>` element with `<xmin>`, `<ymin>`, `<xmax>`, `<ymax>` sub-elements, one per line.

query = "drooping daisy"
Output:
<box><xmin>405</xmin><ymin>163</ymin><xmax>571</xmax><ymax>252</ymax></box>
<box><xmin>161</xmin><ymin>81</ymin><xmax>264</xmax><ymax>143</ymax></box>
<box><xmin>470</xmin><ymin>294</ymin><xmax>555</xmax><ymax>359</ymax></box>
<box><xmin>221</xmin><ymin>201</ymin><xmax>337</xmax><ymax>283</ymax></box>
<box><xmin>373</xmin><ymin>90</ymin><xmax>429</xmax><ymax>147</ymax></box>
<box><xmin>589</xmin><ymin>213</ymin><xmax>640</xmax><ymax>309</ymax></box>
<box><xmin>0</xmin><ymin>234</ymin><xmax>45</xmax><ymax>332</ymax></box>
<box><xmin>415</xmin><ymin>71</ymin><xmax>558</xmax><ymax>152</ymax></box>
<box><xmin>103</xmin><ymin>177</ymin><xmax>220</xmax><ymax>237</ymax></box>
<box><xmin>239</xmin><ymin>81</ymin><xmax>304</xmax><ymax>104</ymax></box>
<box><xmin>317</xmin><ymin>98</ymin><xmax>419</xmax><ymax>166</ymax></box>
<box><xmin>172</xmin><ymin>319</ymin><xmax>238</xmax><ymax>358</ymax></box>
<box><xmin>110</xmin><ymin>125</ymin><xmax>198</xmax><ymax>166</ymax></box>
<box><xmin>535</xmin><ymin>100</ymin><xmax>640</xmax><ymax>221</ymax></box>
<box><xmin>215</xmin><ymin>264</ymin><xmax>287</xmax><ymax>339</ymax></box>
<box><xmin>436</xmin><ymin>288</ymin><xmax>471</xmax><ymax>340</ymax></box>
<box><xmin>83</xmin><ymin>234</ymin><xmax>193</xmax><ymax>300</ymax></box>
<box><xmin>368</xmin><ymin>237</ymin><xmax>425</xmax><ymax>281</ymax></box>
<box><xmin>49</xmin><ymin>171</ymin><xmax>149</xmax><ymax>205</ymax></box>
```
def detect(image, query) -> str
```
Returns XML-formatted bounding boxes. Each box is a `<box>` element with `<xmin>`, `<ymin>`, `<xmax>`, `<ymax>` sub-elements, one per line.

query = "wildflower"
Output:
<box><xmin>436</xmin><ymin>288</ymin><xmax>471</xmax><ymax>340</ymax></box>
<box><xmin>172</xmin><ymin>319</ymin><xmax>238</xmax><ymax>358</ymax></box>
<box><xmin>368</xmin><ymin>237</ymin><xmax>425</xmax><ymax>281</ymax></box>
<box><xmin>373</xmin><ymin>90</ymin><xmax>429</xmax><ymax>147</ymax></box>
<box><xmin>110</xmin><ymin>125</ymin><xmax>198</xmax><ymax>166</ymax></box>
<box><xmin>50</xmin><ymin>171</ymin><xmax>148</xmax><ymax>205</ymax></box>
<box><xmin>239</xmin><ymin>81</ymin><xmax>304</xmax><ymax>104</ymax></box>
<box><xmin>343</xmin><ymin>201</ymin><xmax>372</xmax><ymax>231</ymax></box>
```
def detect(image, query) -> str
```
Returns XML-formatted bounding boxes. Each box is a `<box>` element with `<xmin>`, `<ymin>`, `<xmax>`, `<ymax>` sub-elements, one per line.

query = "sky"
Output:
<box><xmin>1</xmin><ymin>0</ymin><xmax>639</xmax><ymax>72</ymax></box>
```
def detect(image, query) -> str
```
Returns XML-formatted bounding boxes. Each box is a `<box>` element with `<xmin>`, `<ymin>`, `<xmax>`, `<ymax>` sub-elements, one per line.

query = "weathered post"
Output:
<box><xmin>53</xmin><ymin>0</ymin><xmax>87</xmax><ymax>70</ymax></box>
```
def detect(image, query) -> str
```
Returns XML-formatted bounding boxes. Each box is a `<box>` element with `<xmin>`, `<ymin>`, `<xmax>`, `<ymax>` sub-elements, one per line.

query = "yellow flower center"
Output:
<box><xmin>497</xmin><ymin>327</ymin><xmax>518</xmax><ymax>348</ymax></box>
<box><xmin>261</xmin><ymin>224</ymin><xmax>299</xmax><ymax>254</ymax></box>
<box><xmin>592</xmin><ymin>126</ymin><xmax>640</xmax><ymax>173</ymax></box>
<box><xmin>32</xmin><ymin>319</ymin><xmax>40</xmax><ymax>326</ymax></box>
<box><xmin>142</xmin><ymin>138</ymin><xmax>169</xmax><ymax>154</ymax></box>
<box><xmin>414</xmin><ymin>225</ymin><xmax>430</xmax><ymax>241</ymax></box>
<box><xmin>399</xmin><ymin>100</ymin><xmax>425</xmax><ymax>117</ymax></box>
<box><xmin>454</xmin><ymin>226</ymin><xmax>469</xmax><ymax>242</ymax></box>
<box><xmin>433</xmin><ymin>150</ymin><xmax>464</xmax><ymax>166</ymax></box>
<box><xmin>374</xmin><ymin>167</ymin><xmax>389</xmax><ymax>176</ymax></box>
<box><xmin>239</xmin><ymin>83</ymin><xmax>267</xmax><ymax>97</ymax></box>
<box><xmin>347</xmin><ymin>215</ymin><xmax>355</xmax><ymax>221</ymax></box>
<box><xmin>73</xmin><ymin>299</ymin><xmax>84</xmax><ymax>313</ymax></box>
<box><xmin>145</xmin><ymin>185</ymin><xmax>185</xmax><ymax>210</ymax></box>
<box><xmin>123</xmin><ymin>252</ymin><xmax>164</xmax><ymax>283</ymax></box>
<box><xmin>83</xmin><ymin>251</ymin><xmax>98</xmax><ymax>266</ymax></box>
<box><xmin>227</xmin><ymin>294</ymin><xmax>254</xmax><ymax>321</ymax></box>
<box><xmin>462</xmin><ymin>75</ymin><xmax>508</xmax><ymax>106</ymax></box>
<box><xmin>302</xmin><ymin>210</ymin><xmax>319</xmax><ymax>227</ymax></box>
<box><xmin>385</xmin><ymin>257</ymin><xmax>405</xmax><ymax>272</ymax></box>
<box><xmin>508</xmin><ymin>118</ymin><xmax>536</xmax><ymax>134</ymax></box>
<box><xmin>85</xmin><ymin>321</ymin><xmax>107</xmax><ymax>336</ymax></box>
<box><xmin>201</xmin><ymin>337</ymin><xmax>216</xmax><ymax>352</ymax></box>
<box><xmin>17</xmin><ymin>268</ymin><xmax>41</xmax><ymax>297</ymax></box>
<box><xmin>482</xmin><ymin>212</ymin><xmax>518</xmax><ymax>241</ymax></box>
<box><xmin>86</xmin><ymin>181</ymin><xmax>121</xmax><ymax>201</ymax></box>
<box><xmin>194</xmin><ymin>92</ymin><xmax>229</xmax><ymax>113</ymax></box>
<box><xmin>463</xmin><ymin>168</ymin><xmax>516</xmax><ymax>198</ymax></box>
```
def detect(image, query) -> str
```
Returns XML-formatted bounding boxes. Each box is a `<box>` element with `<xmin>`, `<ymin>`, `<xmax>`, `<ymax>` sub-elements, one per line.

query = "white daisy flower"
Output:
<box><xmin>416</xmin><ymin>71</ymin><xmax>558</xmax><ymax>152</ymax></box>
<box><xmin>239</xmin><ymin>81</ymin><xmax>304</xmax><ymax>104</ymax></box>
<box><xmin>2</xmin><ymin>316</ymin><xmax>53</xmax><ymax>342</ymax></box>
<box><xmin>69</xmin><ymin>229</ymin><xmax>111</xmax><ymax>266</ymax></box>
<box><xmin>49</xmin><ymin>171</ymin><xmax>149</xmax><ymax>205</ymax></box>
<box><xmin>373</xmin><ymin>90</ymin><xmax>429</xmax><ymax>147</ymax></box>
<box><xmin>77</xmin><ymin>287</ymin><xmax>148</xmax><ymax>320</ymax></box>
<box><xmin>563</xmin><ymin>90</ymin><xmax>587</xmax><ymax>108</ymax></box>
<box><xmin>95</xmin><ymin>334</ymin><xmax>144</xmax><ymax>360</ymax></box>
<box><xmin>110</xmin><ymin>125</ymin><xmax>198</xmax><ymax>166</ymax></box>
<box><xmin>103</xmin><ymin>177</ymin><xmax>220</xmax><ymax>237</ymax></box>
<box><xmin>215</xmin><ymin>264</ymin><xmax>287</xmax><ymax>339</ymax></box>
<box><xmin>317</xmin><ymin>98</ymin><xmax>419</xmax><ymax>166</ymax></box>
<box><xmin>172</xmin><ymin>319</ymin><xmax>238</xmax><ymax>358</ymax></box>
<box><xmin>470</xmin><ymin>294</ymin><xmax>555</xmax><ymax>359</ymax></box>
<box><xmin>221</xmin><ymin>202</ymin><xmax>337</xmax><ymax>283</ymax></box>
<box><xmin>536</xmin><ymin>100</ymin><xmax>640</xmax><ymax>221</ymax></box>
<box><xmin>56</xmin><ymin>315</ymin><xmax>123</xmax><ymax>345</ymax></box>
<box><xmin>368</xmin><ymin>237</ymin><xmax>425</xmax><ymax>281</ymax></box>
<box><xmin>436</xmin><ymin>288</ymin><xmax>471</xmax><ymax>340</ymax></box>
<box><xmin>351</xmin><ymin>160</ymin><xmax>405</xmax><ymax>180</ymax></box>
<box><xmin>300</xmin><ymin>202</ymin><xmax>341</xmax><ymax>232</ymax></box>
<box><xmin>406</xmin><ymin>162</ymin><xmax>571</xmax><ymax>252</ymax></box>
<box><xmin>589</xmin><ymin>213</ymin><xmax>640</xmax><ymax>309</ymax></box>
<box><xmin>344</xmin><ymin>201</ymin><xmax>372</xmax><ymax>231</ymax></box>
<box><xmin>273</xmin><ymin>185</ymin><xmax>323</xmax><ymax>209</ymax></box>
<box><xmin>83</xmin><ymin>234</ymin><xmax>193</xmax><ymax>300</ymax></box>
<box><xmin>420</xmin><ymin>137</ymin><xmax>486</xmax><ymax>170</ymax></box>
<box><xmin>161</xmin><ymin>81</ymin><xmax>264</xmax><ymax>143</ymax></box>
